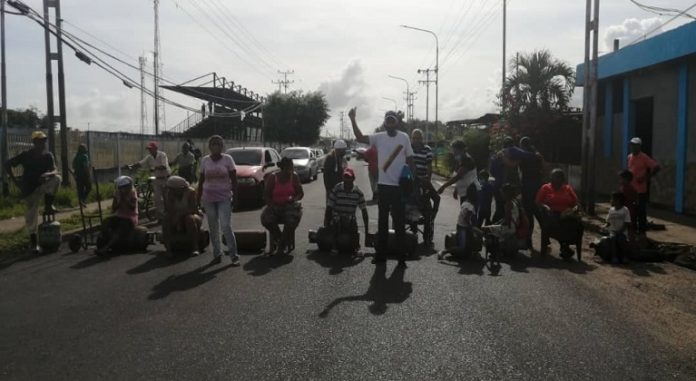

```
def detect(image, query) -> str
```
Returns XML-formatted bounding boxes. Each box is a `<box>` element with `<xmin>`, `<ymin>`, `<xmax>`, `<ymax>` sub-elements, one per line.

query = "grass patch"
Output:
<box><xmin>0</xmin><ymin>182</ymin><xmax>114</xmax><ymax>220</ymax></box>
<box><xmin>0</xmin><ymin>212</ymin><xmax>91</xmax><ymax>256</ymax></box>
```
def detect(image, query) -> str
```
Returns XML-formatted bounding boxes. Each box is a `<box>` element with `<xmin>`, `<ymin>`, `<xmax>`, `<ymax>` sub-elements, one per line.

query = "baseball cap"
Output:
<box><xmin>166</xmin><ymin>175</ymin><xmax>189</xmax><ymax>189</ymax></box>
<box><xmin>31</xmin><ymin>131</ymin><xmax>47</xmax><ymax>140</ymax></box>
<box><xmin>334</xmin><ymin>139</ymin><xmax>347</xmax><ymax>149</ymax></box>
<box><xmin>146</xmin><ymin>141</ymin><xmax>158</xmax><ymax>150</ymax></box>
<box><xmin>343</xmin><ymin>168</ymin><xmax>355</xmax><ymax>178</ymax></box>
<box><xmin>630</xmin><ymin>137</ymin><xmax>642</xmax><ymax>145</ymax></box>
<box><xmin>115</xmin><ymin>175</ymin><xmax>133</xmax><ymax>188</ymax></box>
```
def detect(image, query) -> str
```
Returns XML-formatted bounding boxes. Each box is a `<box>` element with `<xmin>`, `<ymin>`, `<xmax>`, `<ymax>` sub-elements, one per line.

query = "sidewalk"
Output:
<box><xmin>0</xmin><ymin>201</ymin><xmax>104</xmax><ymax>234</ymax></box>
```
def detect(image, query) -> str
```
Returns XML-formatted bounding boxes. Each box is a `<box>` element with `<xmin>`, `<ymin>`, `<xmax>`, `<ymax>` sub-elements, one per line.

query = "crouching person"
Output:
<box><xmin>438</xmin><ymin>184</ymin><xmax>481</xmax><ymax>259</ymax></box>
<box><xmin>162</xmin><ymin>176</ymin><xmax>202</xmax><ymax>256</ymax></box>
<box><xmin>324</xmin><ymin>168</ymin><xmax>369</xmax><ymax>255</ymax></box>
<box><xmin>96</xmin><ymin>176</ymin><xmax>138</xmax><ymax>255</ymax></box>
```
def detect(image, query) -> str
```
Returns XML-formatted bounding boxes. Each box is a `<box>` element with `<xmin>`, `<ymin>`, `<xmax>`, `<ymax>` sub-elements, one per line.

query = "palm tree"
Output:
<box><xmin>503</xmin><ymin>50</ymin><xmax>575</xmax><ymax>115</ymax></box>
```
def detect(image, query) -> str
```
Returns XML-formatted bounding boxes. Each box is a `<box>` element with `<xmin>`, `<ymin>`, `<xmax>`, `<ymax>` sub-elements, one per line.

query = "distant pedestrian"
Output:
<box><xmin>627</xmin><ymin>137</ymin><xmax>660</xmax><ymax>233</ymax></box>
<box><xmin>170</xmin><ymin>143</ymin><xmax>197</xmax><ymax>184</ymax></box>
<box><xmin>72</xmin><ymin>144</ymin><xmax>92</xmax><ymax>208</ymax></box>
<box><xmin>5</xmin><ymin>131</ymin><xmax>62</xmax><ymax>254</ymax></box>
<box><xmin>323</xmin><ymin>139</ymin><xmax>348</xmax><ymax>202</ymax></box>
<box><xmin>127</xmin><ymin>141</ymin><xmax>170</xmax><ymax>219</ymax></box>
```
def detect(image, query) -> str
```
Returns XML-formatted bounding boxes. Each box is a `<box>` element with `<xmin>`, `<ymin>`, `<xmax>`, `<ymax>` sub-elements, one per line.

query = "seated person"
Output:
<box><xmin>261</xmin><ymin>157</ymin><xmax>304</xmax><ymax>256</ymax></box>
<box><xmin>324</xmin><ymin>168</ymin><xmax>369</xmax><ymax>254</ymax></box>
<box><xmin>606</xmin><ymin>192</ymin><xmax>632</xmax><ymax>264</ymax></box>
<box><xmin>535</xmin><ymin>168</ymin><xmax>583</xmax><ymax>258</ymax></box>
<box><xmin>482</xmin><ymin>184</ymin><xmax>524</xmax><ymax>244</ymax></box>
<box><xmin>97</xmin><ymin>176</ymin><xmax>138</xmax><ymax>255</ymax></box>
<box><xmin>618</xmin><ymin>169</ymin><xmax>638</xmax><ymax>230</ymax></box>
<box><xmin>438</xmin><ymin>184</ymin><xmax>481</xmax><ymax>259</ymax></box>
<box><xmin>162</xmin><ymin>175</ymin><xmax>202</xmax><ymax>256</ymax></box>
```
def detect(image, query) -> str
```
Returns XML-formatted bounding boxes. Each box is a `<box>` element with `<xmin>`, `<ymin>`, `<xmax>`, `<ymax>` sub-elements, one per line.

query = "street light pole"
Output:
<box><xmin>400</xmin><ymin>25</ymin><xmax>438</xmax><ymax>142</ymax></box>
<box><xmin>387</xmin><ymin>75</ymin><xmax>409</xmax><ymax>120</ymax></box>
<box><xmin>382</xmin><ymin>97</ymin><xmax>398</xmax><ymax>111</ymax></box>
<box><xmin>1</xmin><ymin>0</ymin><xmax>8</xmax><ymax>196</ymax></box>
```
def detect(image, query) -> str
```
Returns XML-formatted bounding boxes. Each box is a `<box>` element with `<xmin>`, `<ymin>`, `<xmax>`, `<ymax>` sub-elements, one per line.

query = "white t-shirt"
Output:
<box><xmin>606</xmin><ymin>206</ymin><xmax>631</xmax><ymax>233</ymax></box>
<box><xmin>139</xmin><ymin>151</ymin><xmax>171</xmax><ymax>178</ymax></box>
<box><xmin>457</xmin><ymin>201</ymin><xmax>476</xmax><ymax>227</ymax></box>
<box><xmin>369</xmin><ymin>131</ymin><xmax>414</xmax><ymax>186</ymax></box>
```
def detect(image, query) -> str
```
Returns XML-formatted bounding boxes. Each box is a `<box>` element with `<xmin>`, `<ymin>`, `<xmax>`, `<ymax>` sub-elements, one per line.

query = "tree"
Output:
<box><xmin>264</xmin><ymin>91</ymin><xmax>330</xmax><ymax>146</ymax></box>
<box><xmin>7</xmin><ymin>107</ymin><xmax>48</xmax><ymax>129</ymax></box>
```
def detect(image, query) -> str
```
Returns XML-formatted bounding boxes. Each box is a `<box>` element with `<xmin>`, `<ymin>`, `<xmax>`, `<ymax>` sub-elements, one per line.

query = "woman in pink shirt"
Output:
<box><xmin>261</xmin><ymin>157</ymin><xmax>304</xmax><ymax>256</ymax></box>
<box><xmin>197</xmin><ymin>135</ymin><xmax>239</xmax><ymax>266</ymax></box>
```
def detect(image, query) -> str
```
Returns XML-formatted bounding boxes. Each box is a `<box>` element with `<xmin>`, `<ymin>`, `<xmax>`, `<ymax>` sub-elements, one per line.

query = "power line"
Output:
<box><xmin>627</xmin><ymin>1</ymin><xmax>696</xmax><ymax>45</ymax></box>
<box><xmin>441</xmin><ymin>0</ymin><xmax>501</xmax><ymax>67</ymax></box>
<box><xmin>273</xmin><ymin>70</ymin><xmax>294</xmax><ymax>94</ymax></box>
<box><xmin>629</xmin><ymin>0</ymin><xmax>695</xmax><ymax>19</ymax></box>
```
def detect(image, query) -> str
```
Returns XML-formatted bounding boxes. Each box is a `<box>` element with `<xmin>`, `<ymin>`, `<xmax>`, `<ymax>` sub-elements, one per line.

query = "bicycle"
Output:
<box><xmin>134</xmin><ymin>176</ymin><xmax>156</xmax><ymax>221</ymax></box>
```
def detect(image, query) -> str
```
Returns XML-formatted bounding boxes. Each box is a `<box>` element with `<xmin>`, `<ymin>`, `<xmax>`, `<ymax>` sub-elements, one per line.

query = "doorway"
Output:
<box><xmin>632</xmin><ymin>97</ymin><xmax>654</xmax><ymax>157</ymax></box>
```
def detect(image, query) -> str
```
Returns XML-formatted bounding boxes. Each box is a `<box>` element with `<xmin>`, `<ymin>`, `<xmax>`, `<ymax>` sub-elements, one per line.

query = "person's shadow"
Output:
<box><xmin>306</xmin><ymin>250</ymin><xmax>365</xmax><ymax>275</ymax></box>
<box><xmin>318</xmin><ymin>264</ymin><xmax>412</xmax><ymax>317</ymax></box>
<box><xmin>148</xmin><ymin>263</ymin><xmax>233</xmax><ymax>300</ymax></box>
<box><xmin>243</xmin><ymin>254</ymin><xmax>294</xmax><ymax>276</ymax></box>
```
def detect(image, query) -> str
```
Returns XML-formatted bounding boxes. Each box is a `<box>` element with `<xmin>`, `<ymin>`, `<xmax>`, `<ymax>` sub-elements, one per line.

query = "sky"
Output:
<box><xmin>3</xmin><ymin>0</ymin><xmax>694</xmax><ymax>137</ymax></box>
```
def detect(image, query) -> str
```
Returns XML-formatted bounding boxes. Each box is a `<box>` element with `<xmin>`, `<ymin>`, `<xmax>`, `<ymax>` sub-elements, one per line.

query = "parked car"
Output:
<box><xmin>313</xmin><ymin>149</ymin><xmax>326</xmax><ymax>171</ymax></box>
<box><xmin>281</xmin><ymin>147</ymin><xmax>318</xmax><ymax>182</ymax></box>
<box><xmin>226</xmin><ymin>147</ymin><xmax>281</xmax><ymax>206</ymax></box>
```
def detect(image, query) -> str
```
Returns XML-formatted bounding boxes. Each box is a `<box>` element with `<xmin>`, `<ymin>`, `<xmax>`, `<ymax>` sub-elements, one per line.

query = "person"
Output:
<box><xmin>437</xmin><ymin>140</ymin><xmax>479</xmax><ymax>205</ymax></box>
<box><xmin>127</xmin><ymin>141</ymin><xmax>170</xmax><ymax>219</ymax></box>
<box><xmin>325</xmin><ymin>168</ymin><xmax>370</xmax><ymax>254</ymax></box>
<box><xmin>606</xmin><ymin>192</ymin><xmax>632</xmax><ymax>264</ymax></box>
<box><xmin>627</xmin><ymin>137</ymin><xmax>660</xmax><ymax>233</ymax></box>
<box><xmin>438</xmin><ymin>184</ymin><xmax>480</xmax><ymax>260</ymax></box>
<box><xmin>170</xmin><ymin>143</ymin><xmax>197</xmax><ymax>184</ymax></box>
<box><xmin>5</xmin><ymin>131</ymin><xmax>62</xmax><ymax>254</ymax></box>
<box><xmin>410</xmin><ymin>129</ymin><xmax>440</xmax><ymax>247</ymax></box>
<box><xmin>71</xmin><ymin>144</ymin><xmax>92</xmax><ymax>208</ymax></box>
<box><xmin>96</xmin><ymin>176</ymin><xmax>137</xmax><ymax>255</ymax></box>
<box><xmin>519</xmin><ymin>137</ymin><xmax>544</xmax><ymax>248</ymax></box>
<box><xmin>197</xmin><ymin>135</ymin><xmax>240</xmax><ymax>266</ymax></box>
<box><xmin>163</xmin><ymin>175</ymin><xmax>202</xmax><ymax>256</ymax></box>
<box><xmin>363</xmin><ymin>144</ymin><xmax>379</xmax><ymax>201</ymax></box>
<box><xmin>619</xmin><ymin>169</ymin><xmax>638</xmax><ymax>228</ymax></box>
<box><xmin>261</xmin><ymin>157</ymin><xmax>304</xmax><ymax>256</ymax></box>
<box><xmin>489</xmin><ymin>136</ymin><xmax>537</xmax><ymax>221</ymax></box>
<box><xmin>536</xmin><ymin>168</ymin><xmax>582</xmax><ymax>258</ymax></box>
<box><xmin>349</xmin><ymin>108</ymin><xmax>415</xmax><ymax>266</ymax></box>
<box><xmin>323</xmin><ymin>139</ymin><xmax>348</xmax><ymax>202</ymax></box>
<box><xmin>477</xmin><ymin>170</ymin><xmax>494</xmax><ymax>227</ymax></box>
<box><xmin>483</xmin><ymin>184</ymin><xmax>523</xmax><ymax>244</ymax></box>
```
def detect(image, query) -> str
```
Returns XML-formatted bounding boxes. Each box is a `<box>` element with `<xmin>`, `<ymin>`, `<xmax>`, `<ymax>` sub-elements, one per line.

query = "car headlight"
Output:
<box><xmin>238</xmin><ymin>177</ymin><xmax>256</xmax><ymax>186</ymax></box>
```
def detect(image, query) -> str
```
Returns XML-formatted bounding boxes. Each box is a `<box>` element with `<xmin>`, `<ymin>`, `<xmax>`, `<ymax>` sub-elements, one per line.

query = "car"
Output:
<box><xmin>226</xmin><ymin>147</ymin><xmax>281</xmax><ymax>207</ymax></box>
<box><xmin>313</xmin><ymin>149</ymin><xmax>326</xmax><ymax>171</ymax></box>
<box><xmin>281</xmin><ymin>147</ymin><xmax>318</xmax><ymax>182</ymax></box>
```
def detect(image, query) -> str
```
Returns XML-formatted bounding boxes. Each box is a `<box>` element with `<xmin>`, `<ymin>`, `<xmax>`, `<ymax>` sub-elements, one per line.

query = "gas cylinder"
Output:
<box><xmin>38</xmin><ymin>212</ymin><xmax>62</xmax><ymax>253</ymax></box>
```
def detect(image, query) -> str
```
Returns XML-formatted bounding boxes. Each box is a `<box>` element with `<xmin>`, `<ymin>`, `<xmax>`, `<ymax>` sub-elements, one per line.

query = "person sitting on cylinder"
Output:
<box><xmin>96</xmin><ymin>176</ymin><xmax>138</xmax><ymax>255</ymax></box>
<box><xmin>261</xmin><ymin>157</ymin><xmax>304</xmax><ymax>256</ymax></box>
<box><xmin>324</xmin><ymin>168</ymin><xmax>370</xmax><ymax>254</ymax></box>
<box><xmin>482</xmin><ymin>183</ymin><xmax>521</xmax><ymax>243</ymax></box>
<box><xmin>162</xmin><ymin>175</ymin><xmax>202</xmax><ymax>257</ymax></box>
<box><xmin>535</xmin><ymin>168</ymin><xmax>583</xmax><ymax>259</ymax></box>
<box><xmin>438</xmin><ymin>183</ymin><xmax>480</xmax><ymax>259</ymax></box>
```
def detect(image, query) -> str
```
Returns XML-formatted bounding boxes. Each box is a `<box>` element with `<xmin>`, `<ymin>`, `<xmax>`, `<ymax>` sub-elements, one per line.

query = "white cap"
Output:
<box><xmin>115</xmin><ymin>175</ymin><xmax>133</xmax><ymax>188</ymax></box>
<box><xmin>630</xmin><ymin>137</ymin><xmax>642</xmax><ymax>145</ymax></box>
<box><xmin>334</xmin><ymin>139</ymin><xmax>347</xmax><ymax>149</ymax></box>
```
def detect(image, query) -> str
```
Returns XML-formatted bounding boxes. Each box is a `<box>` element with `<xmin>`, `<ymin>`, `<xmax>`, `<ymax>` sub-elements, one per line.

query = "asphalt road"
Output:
<box><xmin>1</xmin><ymin>161</ymin><xmax>693</xmax><ymax>380</ymax></box>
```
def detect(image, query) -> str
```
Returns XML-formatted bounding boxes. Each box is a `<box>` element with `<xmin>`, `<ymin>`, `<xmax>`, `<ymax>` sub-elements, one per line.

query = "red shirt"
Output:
<box><xmin>364</xmin><ymin>146</ymin><xmax>378</xmax><ymax>175</ymax></box>
<box><xmin>535</xmin><ymin>183</ymin><xmax>578</xmax><ymax>213</ymax></box>
<box><xmin>628</xmin><ymin>152</ymin><xmax>658</xmax><ymax>194</ymax></box>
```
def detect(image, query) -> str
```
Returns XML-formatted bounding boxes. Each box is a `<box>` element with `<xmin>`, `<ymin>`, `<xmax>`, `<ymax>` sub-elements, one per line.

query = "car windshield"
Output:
<box><xmin>228</xmin><ymin>149</ymin><xmax>262</xmax><ymax>165</ymax></box>
<box><xmin>282</xmin><ymin>149</ymin><xmax>309</xmax><ymax>159</ymax></box>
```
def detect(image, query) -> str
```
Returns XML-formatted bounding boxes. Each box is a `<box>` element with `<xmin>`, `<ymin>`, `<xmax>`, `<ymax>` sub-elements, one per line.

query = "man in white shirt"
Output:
<box><xmin>127</xmin><ymin>141</ymin><xmax>171</xmax><ymax>219</ymax></box>
<box><xmin>349</xmin><ymin>108</ymin><xmax>416</xmax><ymax>266</ymax></box>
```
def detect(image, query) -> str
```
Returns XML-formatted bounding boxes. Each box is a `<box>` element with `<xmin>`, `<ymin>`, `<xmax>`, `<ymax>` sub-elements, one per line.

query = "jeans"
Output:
<box><xmin>377</xmin><ymin>184</ymin><xmax>406</xmax><ymax>259</ymax></box>
<box><xmin>637</xmin><ymin>193</ymin><xmax>649</xmax><ymax>232</ymax></box>
<box><xmin>203</xmin><ymin>199</ymin><xmax>238</xmax><ymax>258</ymax></box>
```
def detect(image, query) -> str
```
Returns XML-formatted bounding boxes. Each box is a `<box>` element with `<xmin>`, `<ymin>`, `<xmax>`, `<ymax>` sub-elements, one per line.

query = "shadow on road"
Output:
<box><xmin>243</xmin><ymin>254</ymin><xmax>294</xmax><ymax>276</ymax></box>
<box><xmin>318</xmin><ymin>264</ymin><xmax>412</xmax><ymax>317</ymax></box>
<box><xmin>127</xmin><ymin>252</ymin><xmax>188</xmax><ymax>275</ymax></box>
<box><xmin>306</xmin><ymin>250</ymin><xmax>365</xmax><ymax>275</ymax></box>
<box><xmin>504</xmin><ymin>251</ymin><xmax>598</xmax><ymax>275</ymax></box>
<box><xmin>70</xmin><ymin>255</ymin><xmax>109</xmax><ymax>269</ymax></box>
<box><xmin>630</xmin><ymin>262</ymin><xmax>668</xmax><ymax>277</ymax></box>
<box><xmin>437</xmin><ymin>254</ymin><xmax>486</xmax><ymax>276</ymax></box>
<box><xmin>148</xmin><ymin>263</ymin><xmax>233</xmax><ymax>300</ymax></box>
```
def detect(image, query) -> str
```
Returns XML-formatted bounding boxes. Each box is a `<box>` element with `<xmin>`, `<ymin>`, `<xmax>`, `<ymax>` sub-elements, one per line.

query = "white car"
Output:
<box><xmin>281</xmin><ymin>147</ymin><xmax>319</xmax><ymax>182</ymax></box>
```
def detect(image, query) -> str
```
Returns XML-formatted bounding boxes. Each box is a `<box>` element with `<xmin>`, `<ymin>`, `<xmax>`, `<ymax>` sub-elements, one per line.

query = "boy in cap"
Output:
<box><xmin>5</xmin><ymin>131</ymin><xmax>62</xmax><ymax>253</ymax></box>
<box><xmin>325</xmin><ymin>168</ymin><xmax>370</xmax><ymax>254</ymax></box>
<box><xmin>127</xmin><ymin>141</ymin><xmax>170</xmax><ymax>219</ymax></box>
<box><xmin>627</xmin><ymin>137</ymin><xmax>660</xmax><ymax>233</ymax></box>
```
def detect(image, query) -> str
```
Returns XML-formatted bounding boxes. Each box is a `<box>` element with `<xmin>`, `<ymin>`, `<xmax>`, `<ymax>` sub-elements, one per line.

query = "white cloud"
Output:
<box><xmin>604</xmin><ymin>17</ymin><xmax>663</xmax><ymax>51</ymax></box>
<box><xmin>67</xmin><ymin>89</ymin><xmax>137</xmax><ymax>132</ymax></box>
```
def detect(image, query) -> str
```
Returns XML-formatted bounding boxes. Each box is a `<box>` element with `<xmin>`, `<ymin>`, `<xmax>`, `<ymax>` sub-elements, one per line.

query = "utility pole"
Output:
<box><xmin>153</xmin><ymin>0</ymin><xmax>165</xmax><ymax>135</ymax></box>
<box><xmin>139</xmin><ymin>56</ymin><xmax>148</xmax><ymax>137</ymax></box>
<box><xmin>274</xmin><ymin>70</ymin><xmax>294</xmax><ymax>94</ymax></box>
<box><xmin>43</xmin><ymin>0</ymin><xmax>69</xmax><ymax>186</ymax></box>
<box><xmin>1</xmin><ymin>0</ymin><xmax>8</xmax><ymax>195</ymax></box>
<box><xmin>501</xmin><ymin>0</ymin><xmax>507</xmax><ymax>114</ymax></box>
<box><xmin>403</xmin><ymin>90</ymin><xmax>416</xmax><ymax>122</ymax></box>
<box><xmin>418</xmin><ymin>68</ymin><xmax>435</xmax><ymax>124</ymax></box>
<box><xmin>581</xmin><ymin>0</ymin><xmax>599</xmax><ymax>215</ymax></box>
<box><xmin>339</xmin><ymin>111</ymin><xmax>345</xmax><ymax>139</ymax></box>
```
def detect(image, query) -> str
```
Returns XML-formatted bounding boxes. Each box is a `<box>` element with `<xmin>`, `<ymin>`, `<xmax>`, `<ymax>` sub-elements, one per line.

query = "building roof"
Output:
<box><xmin>576</xmin><ymin>20</ymin><xmax>696</xmax><ymax>86</ymax></box>
<box><xmin>161</xmin><ymin>85</ymin><xmax>262</xmax><ymax>111</ymax></box>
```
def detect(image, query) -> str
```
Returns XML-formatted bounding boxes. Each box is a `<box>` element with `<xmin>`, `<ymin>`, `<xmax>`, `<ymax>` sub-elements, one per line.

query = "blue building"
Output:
<box><xmin>576</xmin><ymin>20</ymin><xmax>696</xmax><ymax>214</ymax></box>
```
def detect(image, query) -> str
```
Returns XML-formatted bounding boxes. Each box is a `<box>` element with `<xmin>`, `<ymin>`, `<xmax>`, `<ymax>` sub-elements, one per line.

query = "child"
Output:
<box><xmin>606</xmin><ymin>192</ymin><xmax>632</xmax><ymax>264</ymax></box>
<box><xmin>477</xmin><ymin>169</ymin><xmax>494</xmax><ymax>227</ymax></box>
<box><xmin>96</xmin><ymin>176</ymin><xmax>138</xmax><ymax>255</ymax></box>
<box><xmin>438</xmin><ymin>185</ymin><xmax>480</xmax><ymax>259</ymax></box>
<box><xmin>619</xmin><ymin>170</ymin><xmax>638</xmax><ymax>230</ymax></box>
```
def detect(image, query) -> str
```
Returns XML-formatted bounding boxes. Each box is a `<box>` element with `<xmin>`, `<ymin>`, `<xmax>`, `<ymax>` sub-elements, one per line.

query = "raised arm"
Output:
<box><xmin>348</xmin><ymin>107</ymin><xmax>370</xmax><ymax>145</ymax></box>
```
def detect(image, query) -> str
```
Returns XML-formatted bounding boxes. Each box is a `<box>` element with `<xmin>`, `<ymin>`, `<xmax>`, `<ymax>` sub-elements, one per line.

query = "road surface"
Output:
<box><xmin>1</xmin><ymin>161</ymin><xmax>694</xmax><ymax>380</ymax></box>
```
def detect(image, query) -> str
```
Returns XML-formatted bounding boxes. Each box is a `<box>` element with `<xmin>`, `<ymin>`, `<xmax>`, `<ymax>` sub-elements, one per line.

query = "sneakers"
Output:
<box><xmin>229</xmin><ymin>255</ymin><xmax>240</xmax><ymax>267</ymax></box>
